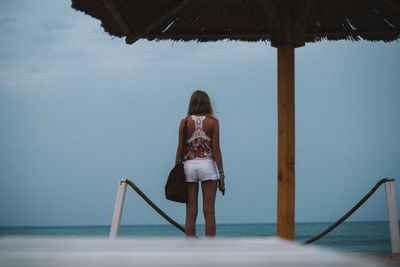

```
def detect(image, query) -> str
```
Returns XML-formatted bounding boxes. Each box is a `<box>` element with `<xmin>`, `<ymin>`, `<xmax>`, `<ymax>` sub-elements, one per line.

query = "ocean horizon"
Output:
<box><xmin>0</xmin><ymin>221</ymin><xmax>395</xmax><ymax>254</ymax></box>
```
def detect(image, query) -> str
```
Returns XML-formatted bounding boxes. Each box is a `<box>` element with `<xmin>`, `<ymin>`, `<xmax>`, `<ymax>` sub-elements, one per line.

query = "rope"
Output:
<box><xmin>123</xmin><ymin>177</ymin><xmax>394</xmax><ymax>242</ymax></box>
<box><xmin>125</xmin><ymin>179</ymin><xmax>186</xmax><ymax>234</ymax></box>
<box><xmin>303</xmin><ymin>177</ymin><xmax>394</xmax><ymax>244</ymax></box>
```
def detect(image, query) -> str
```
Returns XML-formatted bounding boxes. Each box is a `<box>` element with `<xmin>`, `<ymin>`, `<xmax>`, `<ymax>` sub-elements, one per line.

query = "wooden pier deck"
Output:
<box><xmin>0</xmin><ymin>237</ymin><xmax>397</xmax><ymax>266</ymax></box>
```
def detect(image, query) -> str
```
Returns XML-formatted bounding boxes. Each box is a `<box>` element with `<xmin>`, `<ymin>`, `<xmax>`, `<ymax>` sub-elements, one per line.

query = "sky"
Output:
<box><xmin>0</xmin><ymin>0</ymin><xmax>399</xmax><ymax>227</ymax></box>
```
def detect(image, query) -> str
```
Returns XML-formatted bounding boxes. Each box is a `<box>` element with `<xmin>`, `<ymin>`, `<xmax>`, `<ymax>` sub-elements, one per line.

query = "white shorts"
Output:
<box><xmin>184</xmin><ymin>158</ymin><xmax>218</xmax><ymax>183</ymax></box>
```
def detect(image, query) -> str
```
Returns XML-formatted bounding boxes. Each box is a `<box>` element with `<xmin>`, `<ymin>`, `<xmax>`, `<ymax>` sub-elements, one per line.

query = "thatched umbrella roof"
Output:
<box><xmin>71</xmin><ymin>0</ymin><xmax>400</xmax><ymax>47</ymax></box>
<box><xmin>71</xmin><ymin>0</ymin><xmax>400</xmax><ymax>241</ymax></box>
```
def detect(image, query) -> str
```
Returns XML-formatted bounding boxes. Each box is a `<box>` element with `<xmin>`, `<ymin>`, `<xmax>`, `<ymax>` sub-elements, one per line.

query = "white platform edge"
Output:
<box><xmin>0</xmin><ymin>237</ymin><xmax>390</xmax><ymax>267</ymax></box>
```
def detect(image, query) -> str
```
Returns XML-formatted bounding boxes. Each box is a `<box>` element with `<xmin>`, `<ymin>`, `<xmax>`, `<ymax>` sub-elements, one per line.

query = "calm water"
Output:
<box><xmin>0</xmin><ymin>221</ymin><xmax>394</xmax><ymax>254</ymax></box>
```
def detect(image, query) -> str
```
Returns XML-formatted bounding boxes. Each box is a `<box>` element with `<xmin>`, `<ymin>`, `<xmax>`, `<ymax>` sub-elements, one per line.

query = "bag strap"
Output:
<box><xmin>179</xmin><ymin>117</ymin><xmax>188</xmax><ymax>162</ymax></box>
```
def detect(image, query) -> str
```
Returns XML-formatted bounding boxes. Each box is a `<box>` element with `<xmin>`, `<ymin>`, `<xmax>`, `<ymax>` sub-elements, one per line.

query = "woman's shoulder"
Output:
<box><xmin>181</xmin><ymin>116</ymin><xmax>191</xmax><ymax>122</ymax></box>
<box><xmin>204</xmin><ymin>116</ymin><xmax>219</xmax><ymax>129</ymax></box>
<box><xmin>179</xmin><ymin>117</ymin><xmax>187</xmax><ymax>127</ymax></box>
<box><xmin>205</xmin><ymin>115</ymin><xmax>219</xmax><ymax>123</ymax></box>
<box><xmin>180</xmin><ymin>116</ymin><xmax>193</xmax><ymax>126</ymax></box>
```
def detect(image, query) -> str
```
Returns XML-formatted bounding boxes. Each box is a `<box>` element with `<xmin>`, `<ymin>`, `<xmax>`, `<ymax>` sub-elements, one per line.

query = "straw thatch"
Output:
<box><xmin>71</xmin><ymin>0</ymin><xmax>400</xmax><ymax>47</ymax></box>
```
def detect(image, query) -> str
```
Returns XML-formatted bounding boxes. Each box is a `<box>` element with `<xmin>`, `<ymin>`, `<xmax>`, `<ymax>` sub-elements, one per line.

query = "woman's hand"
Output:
<box><xmin>218</xmin><ymin>177</ymin><xmax>225</xmax><ymax>195</ymax></box>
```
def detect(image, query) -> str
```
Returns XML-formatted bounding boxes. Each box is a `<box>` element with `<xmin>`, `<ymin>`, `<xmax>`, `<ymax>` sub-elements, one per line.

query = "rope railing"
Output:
<box><xmin>111</xmin><ymin>177</ymin><xmax>398</xmax><ymax>253</ymax></box>
<box><xmin>125</xmin><ymin>179</ymin><xmax>186</xmax><ymax>234</ymax></box>
<box><xmin>303</xmin><ymin>178</ymin><xmax>394</xmax><ymax>244</ymax></box>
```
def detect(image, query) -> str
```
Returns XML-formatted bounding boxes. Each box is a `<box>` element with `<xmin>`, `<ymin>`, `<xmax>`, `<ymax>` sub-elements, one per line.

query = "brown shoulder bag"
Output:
<box><xmin>165</xmin><ymin>117</ymin><xmax>188</xmax><ymax>203</ymax></box>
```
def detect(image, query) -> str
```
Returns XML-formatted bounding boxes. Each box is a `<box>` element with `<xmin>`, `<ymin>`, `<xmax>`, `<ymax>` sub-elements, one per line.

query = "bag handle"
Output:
<box><xmin>179</xmin><ymin>117</ymin><xmax>188</xmax><ymax>162</ymax></box>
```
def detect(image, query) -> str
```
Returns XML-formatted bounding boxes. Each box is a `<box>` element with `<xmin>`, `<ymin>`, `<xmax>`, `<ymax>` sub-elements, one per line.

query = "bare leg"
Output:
<box><xmin>185</xmin><ymin>182</ymin><xmax>198</xmax><ymax>237</ymax></box>
<box><xmin>201</xmin><ymin>180</ymin><xmax>217</xmax><ymax>237</ymax></box>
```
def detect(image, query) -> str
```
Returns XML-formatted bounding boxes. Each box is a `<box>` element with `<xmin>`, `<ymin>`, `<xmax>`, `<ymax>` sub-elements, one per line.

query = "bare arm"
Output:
<box><xmin>175</xmin><ymin>118</ymin><xmax>185</xmax><ymax>165</ymax></box>
<box><xmin>212</xmin><ymin>120</ymin><xmax>224</xmax><ymax>175</ymax></box>
<box><xmin>212</xmin><ymin>120</ymin><xmax>225</xmax><ymax>194</ymax></box>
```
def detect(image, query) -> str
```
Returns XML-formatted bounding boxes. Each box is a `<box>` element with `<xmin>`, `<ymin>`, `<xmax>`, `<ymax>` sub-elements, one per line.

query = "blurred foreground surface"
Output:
<box><xmin>0</xmin><ymin>237</ymin><xmax>396</xmax><ymax>267</ymax></box>
<box><xmin>0</xmin><ymin>222</ymin><xmax>393</xmax><ymax>253</ymax></box>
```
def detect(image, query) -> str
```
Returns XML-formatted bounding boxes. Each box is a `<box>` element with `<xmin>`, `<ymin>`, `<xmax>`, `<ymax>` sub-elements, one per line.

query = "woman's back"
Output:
<box><xmin>184</xmin><ymin>115</ymin><xmax>216</xmax><ymax>139</ymax></box>
<box><xmin>184</xmin><ymin>115</ymin><xmax>217</xmax><ymax>160</ymax></box>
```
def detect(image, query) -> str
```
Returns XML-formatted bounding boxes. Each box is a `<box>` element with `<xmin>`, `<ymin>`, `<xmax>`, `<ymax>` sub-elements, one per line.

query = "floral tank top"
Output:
<box><xmin>184</xmin><ymin>115</ymin><xmax>213</xmax><ymax>160</ymax></box>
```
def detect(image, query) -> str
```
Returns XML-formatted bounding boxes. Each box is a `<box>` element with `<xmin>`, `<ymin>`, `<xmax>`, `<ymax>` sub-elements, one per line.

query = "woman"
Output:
<box><xmin>175</xmin><ymin>90</ymin><xmax>225</xmax><ymax>237</ymax></box>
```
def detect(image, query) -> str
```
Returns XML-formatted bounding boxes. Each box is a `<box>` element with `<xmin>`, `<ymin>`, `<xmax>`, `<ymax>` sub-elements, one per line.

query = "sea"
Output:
<box><xmin>0</xmin><ymin>221</ymin><xmax>394</xmax><ymax>254</ymax></box>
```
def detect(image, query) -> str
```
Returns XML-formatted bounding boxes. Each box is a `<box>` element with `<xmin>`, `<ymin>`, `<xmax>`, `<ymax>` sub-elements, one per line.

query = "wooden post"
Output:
<box><xmin>109</xmin><ymin>179</ymin><xmax>128</xmax><ymax>239</ymax></box>
<box><xmin>384</xmin><ymin>180</ymin><xmax>400</xmax><ymax>254</ymax></box>
<box><xmin>277</xmin><ymin>45</ymin><xmax>295</xmax><ymax>240</ymax></box>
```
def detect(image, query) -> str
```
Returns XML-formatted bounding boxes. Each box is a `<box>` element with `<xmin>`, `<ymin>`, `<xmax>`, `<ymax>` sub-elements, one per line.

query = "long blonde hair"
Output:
<box><xmin>187</xmin><ymin>90</ymin><xmax>216</xmax><ymax>120</ymax></box>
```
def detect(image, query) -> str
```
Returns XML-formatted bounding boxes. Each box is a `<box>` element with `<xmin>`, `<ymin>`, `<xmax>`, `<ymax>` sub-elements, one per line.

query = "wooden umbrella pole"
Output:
<box><xmin>277</xmin><ymin>45</ymin><xmax>295</xmax><ymax>240</ymax></box>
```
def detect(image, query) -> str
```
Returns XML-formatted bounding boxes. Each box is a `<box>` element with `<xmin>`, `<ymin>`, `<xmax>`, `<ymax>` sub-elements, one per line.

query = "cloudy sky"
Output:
<box><xmin>0</xmin><ymin>0</ymin><xmax>399</xmax><ymax>227</ymax></box>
